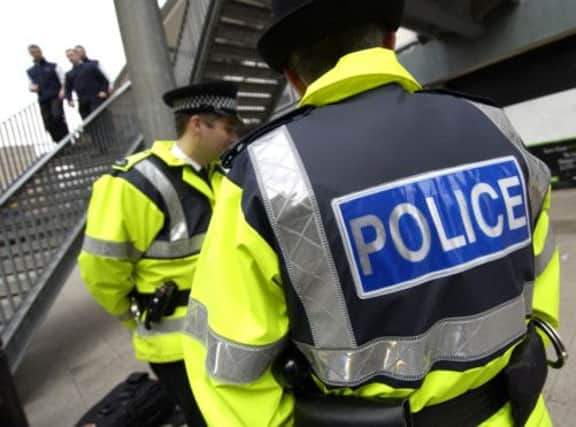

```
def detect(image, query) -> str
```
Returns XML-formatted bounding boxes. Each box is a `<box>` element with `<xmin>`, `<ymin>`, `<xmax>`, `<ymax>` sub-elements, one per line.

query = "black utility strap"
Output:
<box><xmin>133</xmin><ymin>290</ymin><xmax>190</xmax><ymax>309</ymax></box>
<box><xmin>411</xmin><ymin>372</ymin><xmax>508</xmax><ymax>427</ymax></box>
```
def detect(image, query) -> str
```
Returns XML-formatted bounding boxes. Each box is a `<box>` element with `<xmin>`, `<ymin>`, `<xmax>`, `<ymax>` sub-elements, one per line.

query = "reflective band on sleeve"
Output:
<box><xmin>466</xmin><ymin>101</ymin><xmax>551</xmax><ymax>222</ymax></box>
<box><xmin>82</xmin><ymin>236</ymin><xmax>142</xmax><ymax>261</ymax></box>
<box><xmin>144</xmin><ymin>233</ymin><xmax>206</xmax><ymax>259</ymax></box>
<box><xmin>535</xmin><ymin>230</ymin><xmax>556</xmax><ymax>277</ymax></box>
<box><xmin>185</xmin><ymin>298</ymin><xmax>287</xmax><ymax>384</ymax></box>
<box><xmin>135</xmin><ymin>159</ymin><xmax>189</xmax><ymax>241</ymax></box>
<box><xmin>135</xmin><ymin>317</ymin><xmax>185</xmax><ymax>337</ymax></box>
<box><xmin>295</xmin><ymin>292</ymin><xmax>527</xmax><ymax>387</ymax></box>
<box><xmin>248</xmin><ymin>126</ymin><xmax>356</xmax><ymax>348</ymax></box>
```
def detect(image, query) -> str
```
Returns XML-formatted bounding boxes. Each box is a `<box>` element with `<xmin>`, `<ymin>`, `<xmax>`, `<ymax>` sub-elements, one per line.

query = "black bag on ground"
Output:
<box><xmin>75</xmin><ymin>372</ymin><xmax>176</xmax><ymax>427</ymax></box>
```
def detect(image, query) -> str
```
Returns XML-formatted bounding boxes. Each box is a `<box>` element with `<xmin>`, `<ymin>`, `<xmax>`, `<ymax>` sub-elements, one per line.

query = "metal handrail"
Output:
<box><xmin>0</xmin><ymin>103</ymin><xmax>54</xmax><ymax>193</ymax></box>
<box><xmin>0</xmin><ymin>82</ymin><xmax>132</xmax><ymax>209</ymax></box>
<box><xmin>0</xmin><ymin>83</ymin><xmax>142</xmax><ymax>369</ymax></box>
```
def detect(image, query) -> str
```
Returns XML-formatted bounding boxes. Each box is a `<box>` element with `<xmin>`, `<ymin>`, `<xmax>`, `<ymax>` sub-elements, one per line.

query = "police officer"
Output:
<box><xmin>182</xmin><ymin>1</ymin><xmax>562</xmax><ymax>426</ymax></box>
<box><xmin>78</xmin><ymin>82</ymin><xmax>240</xmax><ymax>426</ymax></box>
<box><xmin>26</xmin><ymin>44</ymin><xmax>69</xmax><ymax>142</ymax></box>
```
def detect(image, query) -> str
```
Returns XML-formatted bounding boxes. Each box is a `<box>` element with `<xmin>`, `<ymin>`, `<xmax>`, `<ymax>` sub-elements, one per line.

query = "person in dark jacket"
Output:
<box><xmin>26</xmin><ymin>44</ymin><xmax>69</xmax><ymax>142</ymax></box>
<box><xmin>75</xmin><ymin>45</ymin><xmax>112</xmax><ymax>94</ymax></box>
<box><xmin>65</xmin><ymin>48</ymin><xmax>110</xmax><ymax>119</ymax></box>
<box><xmin>74</xmin><ymin>44</ymin><xmax>94</xmax><ymax>63</ymax></box>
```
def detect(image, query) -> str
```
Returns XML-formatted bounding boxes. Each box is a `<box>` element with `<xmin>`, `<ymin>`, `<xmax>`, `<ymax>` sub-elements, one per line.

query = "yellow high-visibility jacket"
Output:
<box><xmin>182</xmin><ymin>49</ymin><xmax>560</xmax><ymax>426</ymax></box>
<box><xmin>78</xmin><ymin>140</ymin><xmax>222</xmax><ymax>363</ymax></box>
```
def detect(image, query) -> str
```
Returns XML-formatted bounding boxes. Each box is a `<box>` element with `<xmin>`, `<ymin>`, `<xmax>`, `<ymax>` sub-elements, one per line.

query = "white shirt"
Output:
<box><xmin>171</xmin><ymin>143</ymin><xmax>202</xmax><ymax>172</ymax></box>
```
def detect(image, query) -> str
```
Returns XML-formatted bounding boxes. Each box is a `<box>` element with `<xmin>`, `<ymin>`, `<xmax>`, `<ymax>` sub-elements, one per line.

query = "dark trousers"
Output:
<box><xmin>150</xmin><ymin>361</ymin><xmax>206</xmax><ymax>427</ymax></box>
<box><xmin>79</xmin><ymin>97</ymin><xmax>105</xmax><ymax>120</ymax></box>
<box><xmin>39</xmin><ymin>98</ymin><xmax>68</xmax><ymax>142</ymax></box>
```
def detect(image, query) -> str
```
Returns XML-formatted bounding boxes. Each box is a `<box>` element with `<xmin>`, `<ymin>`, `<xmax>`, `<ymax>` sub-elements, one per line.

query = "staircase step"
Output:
<box><xmin>237</xmin><ymin>80</ymin><xmax>282</xmax><ymax>94</ymax></box>
<box><xmin>223</xmin><ymin>0</ymin><xmax>271</xmax><ymax>27</ymax></box>
<box><xmin>206</xmin><ymin>61</ymin><xmax>277</xmax><ymax>81</ymax></box>
<box><xmin>215</xmin><ymin>21</ymin><xmax>262</xmax><ymax>48</ymax></box>
<box><xmin>210</xmin><ymin>43</ymin><xmax>262</xmax><ymax>64</ymax></box>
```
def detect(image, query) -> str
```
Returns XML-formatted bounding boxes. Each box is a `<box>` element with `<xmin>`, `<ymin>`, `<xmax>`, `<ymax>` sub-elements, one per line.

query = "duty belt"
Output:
<box><xmin>133</xmin><ymin>289</ymin><xmax>191</xmax><ymax>311</ymax></box>
<box><xmin>131</xmin><ymin>283</ymin><xmax>190</xmax><ymax>330</ymax></box>
<box><xmin>293</xmin><ymin>372</ymin><xmax>508</xmax><ymax>427</ymax></box>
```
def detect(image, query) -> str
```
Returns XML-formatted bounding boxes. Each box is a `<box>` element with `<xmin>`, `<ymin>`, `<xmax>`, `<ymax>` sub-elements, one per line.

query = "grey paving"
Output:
<box><xmin>14</xmin><ymin>268</ymin><xmax>149</xmax><ymax>427</ymax></box>
<box><xmin>12</xmin><ymin>189</ymin><xmax>576</xmax><ymax>427</ymax></box>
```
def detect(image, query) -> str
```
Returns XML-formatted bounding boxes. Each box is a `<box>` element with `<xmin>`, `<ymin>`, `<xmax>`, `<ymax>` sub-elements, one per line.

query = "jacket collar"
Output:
<box><xmin>151</xmin><ymin>140</ymin><xmax>218</xmax><ymax>174</ymax></box>
<box><xmin>150</xmin><ymin>141</ymin><xmax>187</xmax><ymax>167</ymax></box>
<box><xmin>299</xmin><ymin>48</ymin><xmax>421</xmax><ymax>108</ymax></box>
<box><xmin>171</xmin><ymin>143</ymin><xmax>202</xmax><ymax>172</ymax></box>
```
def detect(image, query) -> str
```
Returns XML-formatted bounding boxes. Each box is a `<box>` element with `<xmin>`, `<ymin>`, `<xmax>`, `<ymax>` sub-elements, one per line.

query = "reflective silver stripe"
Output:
<box><xmin>136</xmin><ymin>317</ymin><xmax>185</xmax><ymax>337</ymax></box>
<box><xmin>144</xmin><ymin>233</ymin><xmax>206</xmax><ymax>258</ymax></box>
<box><xmin>296</xmin><ymin>293</ymin><xmax>527</xmax><ymax>387</ymax></box>
<box><xmin>535</xmin><ymin>229</ymin><xmax>556</xmax><ymax>277</ymax></box>
<box><xmin>134</xmin><ymin>159</ymin><xmax>188</xmax><ymax>241</ymax></box>
<box><xmin>466</xmin><ymin>101</ymin><xmax>551</xmax><ymax>223</ymax></box>
<box><xmin>116</xmin><ymin>311</ymin><xmax>134</xmax><ymax>322</ymax></box>
<box><xmin>524</xmin><ymin>281</ymin><xmax>534</xmax><ymax>316</ymax></box>
<box><xmin>185</xmin><ymin>298</ymin><xmax>286</xmax><ymax>384</ymax></box>
<box><xmin>248</xmin><ymin>126</ymin><xmax>356</xmax><ymax>348</ymax></box>
<box><xmin>82</xmin><ymin>236</ymin><xmax>142</xmax><ymax>261</ymax></box>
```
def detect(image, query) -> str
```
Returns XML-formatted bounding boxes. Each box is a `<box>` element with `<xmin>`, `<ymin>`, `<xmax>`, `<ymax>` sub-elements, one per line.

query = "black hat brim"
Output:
<box><xmin>258</xmin><ymin>0</ymin><xmax>404</xmax><ymax>73</ymax></box>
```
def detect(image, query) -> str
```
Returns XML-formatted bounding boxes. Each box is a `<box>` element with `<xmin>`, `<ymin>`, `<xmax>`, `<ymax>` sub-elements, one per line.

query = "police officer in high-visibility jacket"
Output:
<box><xmin>78</xmin><ymin>82</ymin><xmax>240</xmax><ymax>426</ymax></box>
<box><xmin>182</xmin><ymin>1</ymin><xmax>563</xmax><ymax>426</ymax></box>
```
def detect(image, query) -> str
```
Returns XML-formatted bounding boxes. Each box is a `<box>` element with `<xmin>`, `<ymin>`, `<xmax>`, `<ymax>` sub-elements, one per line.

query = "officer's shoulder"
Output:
<box><xmin>417</xmin><ymin>88</ymin><xmax>500</xmax><ymax>108</ymax></box>
<box><xmin>111</xmin><ymin>150</ymin><xmax>152</xmax><ymax>173</ymax></box>
<box><xmin>222</xmin><ymin>105</ymin><xmax>315</xmax><ymax>168</ymax></box>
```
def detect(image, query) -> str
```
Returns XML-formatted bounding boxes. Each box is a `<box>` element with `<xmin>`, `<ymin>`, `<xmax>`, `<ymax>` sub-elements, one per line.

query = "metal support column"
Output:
<box><xmin>114</xmin><ymin>0</ymin><xmax>177</xmax><ymax>146</ymax></box>
<box><xmin>0</xmin><ymin>339</ymin><xmax>29</xmax><ymax>427</ymax></box>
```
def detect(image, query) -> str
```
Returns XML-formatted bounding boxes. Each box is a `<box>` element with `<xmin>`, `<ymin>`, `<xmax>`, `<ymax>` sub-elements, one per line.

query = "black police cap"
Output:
<box><xmin>162</xmin><ymin>81</ymin><xmax>240</xmax><ymax>121</ymax></box>
<box><xmin>258</xmin><ymin>0</ymin><xmax>405</xmax><ymax>73</ymax></box>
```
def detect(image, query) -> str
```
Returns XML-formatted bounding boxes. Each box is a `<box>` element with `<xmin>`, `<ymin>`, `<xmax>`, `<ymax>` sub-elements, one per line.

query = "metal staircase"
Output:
<box><xmin>0</xmin><ymin>0</ymin><xmax>215</xmax><ymax>370</ymax></box>
<box><xmin>192</xmin><ymin>0</ymin><xmax>285</xmax><ymax>128</ymax></box>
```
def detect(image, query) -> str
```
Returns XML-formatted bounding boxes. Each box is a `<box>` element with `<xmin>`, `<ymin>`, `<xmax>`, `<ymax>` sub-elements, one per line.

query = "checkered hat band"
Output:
<box><xmin>172</xmin><ymin>95</ymin><xmax>237</xmax><ymax>113</ymax></box>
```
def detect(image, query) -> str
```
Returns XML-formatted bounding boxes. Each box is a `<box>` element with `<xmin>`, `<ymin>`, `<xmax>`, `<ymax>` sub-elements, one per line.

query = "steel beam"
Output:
<box><xmin>446</xmin><ymin>34</ymin><xmax>576</xmax><ymax>106</ymax></box>
<box><xmin>114</xmin><ymin>0</ymin><xmax>176</xmax><ymax>146</ymax></box>
<box><xmin>404</xmin><ymin>0</ymin><xmax>485</xmax><ymax>38</ymax></box>
<box><xmin>399</xmin><ymin>0</ymin><xmax>576</xmax><ymax>87</ymax></box>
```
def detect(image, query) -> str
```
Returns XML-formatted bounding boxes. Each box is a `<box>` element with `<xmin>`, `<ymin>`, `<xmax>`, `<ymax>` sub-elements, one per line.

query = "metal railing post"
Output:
<box><xmin>0</xmin><ymin>338</ymin><xmax>29</xmax><ymax>427</ymax></box>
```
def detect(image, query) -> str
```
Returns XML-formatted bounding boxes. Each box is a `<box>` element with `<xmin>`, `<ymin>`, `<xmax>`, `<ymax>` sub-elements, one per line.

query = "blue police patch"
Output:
<box><xmin>332</xmin><ymin>156</ymin><xmax>531</xmax><ymax>299</ymax></box>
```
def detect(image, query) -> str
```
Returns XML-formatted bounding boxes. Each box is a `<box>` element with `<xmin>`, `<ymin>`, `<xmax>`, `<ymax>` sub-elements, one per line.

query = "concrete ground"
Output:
<box><xmin>13</xmin><ymin>189</ymin><xmax>576</xmax><ymax>427</ymax></box>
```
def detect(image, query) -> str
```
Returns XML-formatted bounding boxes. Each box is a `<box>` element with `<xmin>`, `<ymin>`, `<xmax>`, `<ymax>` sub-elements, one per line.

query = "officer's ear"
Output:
<box><xmin>284</xmin><ymin>67</ymin><xmax>308</xmax><ymax>97</ymax></box>
<box><xmin>188</xmin><ymin>115</ymin><xmax>202</xmax><ymax>134</ymax></box>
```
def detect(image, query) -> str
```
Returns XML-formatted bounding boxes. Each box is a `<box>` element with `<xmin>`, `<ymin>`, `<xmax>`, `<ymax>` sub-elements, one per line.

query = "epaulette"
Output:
<box><xmin>222</xmin><ymin>105</ymin><xmax>315</xmax><ymax>168</ymax></box>
<box><xmin>417</xmin><ymin>88</ymin><xmax>500</xmax><ymax>108</ymax></box>
<box><xmin>111</xmin><ymin>150</ymin><xmax>152</xmax><ymax>172</ymax></box>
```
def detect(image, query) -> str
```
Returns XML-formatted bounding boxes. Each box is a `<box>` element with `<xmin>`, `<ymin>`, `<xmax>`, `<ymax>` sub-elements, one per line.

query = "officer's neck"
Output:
<box><xmin>176</xmin><ymin>136</ymin><xmax>210</xmax><ymax>168</ymax></box>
